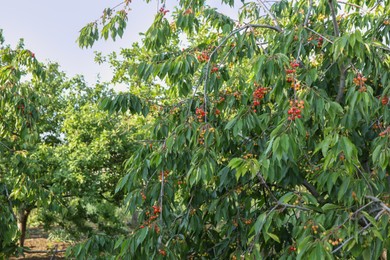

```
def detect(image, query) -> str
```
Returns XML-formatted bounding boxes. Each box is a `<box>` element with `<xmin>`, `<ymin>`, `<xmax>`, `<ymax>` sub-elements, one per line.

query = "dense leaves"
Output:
<box><xmin>2</xmin><ymin>0</ymin><xmax>390</xmax><ymax>259</ymax></box>
<box><xmin>72</xmin><ymin>0</ymin><xmax>390</xmax><ymax>259</ymax></box>
<box><xmin>0</xmin><ymin>34</ymin><xmax>143</xmax><ymax>257</ymax></box>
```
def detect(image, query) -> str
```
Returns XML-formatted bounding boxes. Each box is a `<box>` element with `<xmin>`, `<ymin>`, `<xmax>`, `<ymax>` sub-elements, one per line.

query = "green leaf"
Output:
<box><xmin>321</xmin><ymin>203</ymin><xmax>342</xmax><ymax>212</ymax></box>
<box><xmin>254</xmin><ymin>213</ymin><xmax>267</xmax><ymax>234</ymax></box>
<box><xmin>115</xmin><ymin>173</ymin><xmax>130</xmax><ymax>193</ymax></box>
<box><xmin>266</xmin><ymin>232</ymin><xmax>280</xmax><ymax>243</ymax></box>
<box><xmin>337</xmin><ymin>177</ymin><xmax>350</xmax><ymax>201</ymax></box>
<box><xmin>136</xmin><ymin>227</ymin><xmax>149</xmax><ymax>248</ymax></box>
<box><xmin>341</xmin><ymin>136</ymin><xmax>356</xmax><ymax>161</ymax></box>
<box><xmin>362</xmin><ymin>211</ymin><xmax>378</xmax><ymax>229</ymax></box>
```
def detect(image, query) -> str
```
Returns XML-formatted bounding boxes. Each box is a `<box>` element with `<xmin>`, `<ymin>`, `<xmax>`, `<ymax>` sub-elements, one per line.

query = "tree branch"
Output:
<box><xmin>247</xmin><ymin>23</ymin><xmax>282</xmax><ymax>32</ymax></box>
<box><xmin>302</xmin><ymin>179</ymin><xmax>320</xmax><ymax>198</ymax></box>
<box><xmin>304</xmin><ymin>27</ymin><xmax>334</xmax><ymax>44</ymax></box>
<box><xmin>365</xmin><ymin>195</ymin><xmax>390</xmax><ymax>213</ymax></box>
<box><xmin>336</xmin><ymin>65</ymin><xmax>347</xmax><ymax>103</ymax></box>
<box><xmin>257</xmin><ymin>0</ymin><xmax>282</xmax><ymax>32</ymax></box>
<box><xmin>331</xmin><ymin>209</ymin><xmax>385</xmax><ymax>254</ymax></box>
<box><xmin>337</xmin><ymin>0</ymin><xmax>362</xmax><ymax>9</ymax></box>
<box><xmin>4</xmin><ymin>184</ymin><xmax>17</xmax><ymax>221</ymax></box>
<box><xmin>328</xmin><ymin>0</ymin><xmax>340</xmax><ymax>37</ymax></box>
<box><xmin>257</xmin><ymin>172</ymin><xmax>278</xmax><ymax>202</ymax></box>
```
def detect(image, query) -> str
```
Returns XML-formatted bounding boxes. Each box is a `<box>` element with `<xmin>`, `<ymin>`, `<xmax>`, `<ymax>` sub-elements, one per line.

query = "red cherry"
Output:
<box><xmin>381</xmin><ymin>96</ymin><xmax>389</xmax><ymax>105</ymax></box>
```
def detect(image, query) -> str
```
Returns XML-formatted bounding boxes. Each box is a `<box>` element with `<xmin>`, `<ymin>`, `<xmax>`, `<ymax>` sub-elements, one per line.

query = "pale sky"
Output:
<box><xmin>0</xmin><ymin>1</ymin><xmax>240</xmax><ymax>91</ymax></box>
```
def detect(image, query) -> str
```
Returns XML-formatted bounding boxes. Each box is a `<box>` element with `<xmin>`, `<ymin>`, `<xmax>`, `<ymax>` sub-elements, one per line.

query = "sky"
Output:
<box><xmin>0</xmin><ymin>1</ymin><xmax>240</xmax><ymax>91</ymax></box>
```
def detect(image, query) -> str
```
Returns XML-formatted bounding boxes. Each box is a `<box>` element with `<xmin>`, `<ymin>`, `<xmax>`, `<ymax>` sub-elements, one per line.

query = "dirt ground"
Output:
<box><xmin>10</xmin><ymin>228</ymin><xmax>69</xmax><ymax>260</ymax></box>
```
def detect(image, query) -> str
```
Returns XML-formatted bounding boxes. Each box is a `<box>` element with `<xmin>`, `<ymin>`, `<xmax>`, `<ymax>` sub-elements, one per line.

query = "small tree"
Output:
<box><xmin>0</xmin><ymin>33</ymin><xmax>137</xmax><ymax>255</ymax></box>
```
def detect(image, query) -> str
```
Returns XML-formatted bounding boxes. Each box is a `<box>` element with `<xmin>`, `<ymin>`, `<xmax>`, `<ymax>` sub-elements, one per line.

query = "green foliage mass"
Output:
<box><xmin>1</xmin><ymin>0</ymin><xmax>390</xmax><ymax>259</ymax></box>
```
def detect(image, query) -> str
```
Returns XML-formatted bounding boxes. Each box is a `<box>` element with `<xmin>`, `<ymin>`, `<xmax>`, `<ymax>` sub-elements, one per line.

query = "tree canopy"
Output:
<box><xmin>1</xmin><ymin>0</ymin><xmax>390</xmax><ymax>259</ymax></box>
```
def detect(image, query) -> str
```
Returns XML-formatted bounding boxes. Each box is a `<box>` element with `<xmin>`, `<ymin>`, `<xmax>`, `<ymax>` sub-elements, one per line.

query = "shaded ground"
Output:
<box><xmin>10</xmin><ymin>228</ymin><xmax>69</xmax><ymax>260</ymax></box>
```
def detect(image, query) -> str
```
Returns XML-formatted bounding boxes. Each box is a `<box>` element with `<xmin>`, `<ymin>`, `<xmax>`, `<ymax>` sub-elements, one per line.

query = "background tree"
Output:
<box><xmin>0</xmin><ymin>31</ymin><xmax>142</xmax><ymax>257</ymax></box>
<box><xmin>38</xmin><ymin>84</ymin><xmax>144</xmax><ymax>240</ymax></box>
<box><xmin>73</xmin><ymin>0</ymin><xmax>390</xmax><ymax>259</ymax></box>
<box><xmin>0</xmin><ymin>32</ymin><xmax>47</xmax><ymax>255</ymax></box>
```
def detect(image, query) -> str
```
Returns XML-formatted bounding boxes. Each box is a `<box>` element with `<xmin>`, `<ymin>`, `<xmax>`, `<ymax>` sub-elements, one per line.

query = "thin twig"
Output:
<box><xmin>335</xmin><ymin>65</ymin><xmax>347</xmax><ymax>103</ymax></box>
<box><xmin>50</xmin><ymin>245</ymin><xmax>58</xmax><ymax>260</ymax></box>
<box><xmin>297</xmin><ymin>0</ymin><xmax>313</xmax><ymax>58</ymax></box>
<box><xmin>337</xmin><ymin>0</ymin><xmax>362</xmax><ymax>9</ymax></box>
<box><xmin>304</xmin><ymin>27</ymin><xmax>334</xmax><ymax>44</ymax></box>
<box><xmin>4</xmin><ymin>184</ymin><xmax>17</xmax><ymax>221</ymax></box>
<box><xmin>365</xmin><ymin>196</ymin><xmax>390</xmax><ymax>213</ymax></box>
<box><xmin>328</xmin><ymin>0</ymin><xmax>340</xmax><ymax>37</ymax></box>
<box><xmin>279</xmin><ymin>203</ymin><xmax>312</xmax><ymax>211</ymax></box>
<box><xmin>157</xmin><ymin>166</ymin><xmax>165</xmax><ymax>248</ymax></box>
<box><xmin>24</xmin><ymin>249</ymin><xmax>67</xmax><ymax>254</ymax></box>
<box><xmin>353</xmin><ymin>164</ymin><xmax>373</xmax><ymax>195</ymax></box>
<box><xmin>257</xmin><ymin>0</ymin><xmax>282</xmax><ymax>31</ymax></box>
<box><xmin>257</xmin><ymin>172</ymin><xmax>278</xmax><ymax>202</ymax></box>
<box><xmin>0</xmin><ymin>140</ymin><xmax>14</xmax><ymax>151</ymax></box>
<box><xmin>331</xmin><ymin>209</ymin><xmax>385</xmax><ymax>254</ymax></box>
<box><xmin>248</xmin><ymin>204</ymin><xmax>278</xmax><ymax>254</ymax></box>
<box><xmin>304</xmin><ymin>0</ymin><xmax>313</xmax><ymax>28</ymax></box>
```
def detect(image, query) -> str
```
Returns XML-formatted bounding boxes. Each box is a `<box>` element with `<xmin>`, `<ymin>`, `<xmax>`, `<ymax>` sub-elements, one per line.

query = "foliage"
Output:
<box><xmin>0</xmin><ymin>35</ymin><xmax>47</xmax><ymax>256</ymax></box>
<box><xmin>72</xmin><ymin>0</ymin><xmax>390</xmax><ymax>259</ymax></box>
<box><xmin>0</xmin><ymin>32</ymin><xmax>141</xmax><ymax>256</ymax></box>
<box><xmin>1</xmin><ymin>0</ymin><xmax>390</xmax><ymax>258</ymax></box>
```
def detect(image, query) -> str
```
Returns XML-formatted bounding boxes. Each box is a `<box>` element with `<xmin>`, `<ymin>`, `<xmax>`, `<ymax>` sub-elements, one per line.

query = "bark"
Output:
<box><xmin>336</xmin><ymin>66</ymin><xmax>347</xmax><ymax>103</ymax></box>
<box><xmin>381</xmin><ymin>249</ymin><xmax>387</xmax><ymax>260</ymax></box>
<box><xmin>17</xmin><ymin>208</ymin><xmax>31</xmax><ymax>247</ymax></box>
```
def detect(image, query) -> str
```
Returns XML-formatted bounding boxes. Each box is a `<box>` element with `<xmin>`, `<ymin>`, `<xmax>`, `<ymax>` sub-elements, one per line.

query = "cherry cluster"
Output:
<box><xmin>243</xmin><ymin>218</ymin><xmax>253</xmax><ymax>225</ymax></box>
<box><xmin>195</xmin><ymin>107</ymin><xmax>207</xmax><ymax>122</ymax></box>
<box><xmin>169</xmin><ymin>106</ymin><xmax>180</xmax><ymax>115</ymax></box>
<box><xmin>17</xmin><ymin>104</ymin><xmax>25</xmax><ymax>112</ymax></box>
<box><xmin>328</xmin><ymin>238</ymin><xmax>343</xmax><ymax>246</ymax></box>
<box><xmin>290</xmin><ymin>60</ymin><xmax>300</xmax><ymax>68</ymax></box>
<box><xmin>288</xmin><ymin>245</ymin><xmax>297</xmax><ymax>252</ymax></box>
<box><xmin>140</xmin><ymin>205</ymin><xmax>161</xmax><ymax>231</ymax></box>
<box><xmin>252</xmin><ymin>84</ymin><xmax>269</xmax><ymax>111</ymax></box>
<box><xmin>158</xmin><ymin>249</ymin><xmax>167</xmax><ymax>256</ymax></box>
<box><xmin>197</xmin><ymin>52</ymin><xmax>209</xmax><ymax>63</ymax></box>
<box><xmin>242</xmin><ymin>153</ymin><xmax>254</xmax><ymax>159</ymax></box>
<box><xmin>379</xmin><ymin>126</ymin><xmax>390</xmax><ymax>137</ymax></box>
<box><xmin>211</xmin><ymin>66</ymin><xmax>219</xmax><ymax>73</ymax></box>
<box><xmin>307</xmin><ymin>36</ymin><xmax>324</xmax><ymax>48</ymax></box>
<box><xmin>288</xmin><ymin>100</ymin><xmax>304</xmax><ymax>120</ymax></box>
<box><xmin>233</xmin><ymin>91</ymin><xmax>241</xmax><ymax>100</ymax></box>
<box><xmin>198</xmin><ymin>126</ymin><xmax>213</xmax><ymax>145</ymax></box>
<box><xmin>286</xmin><ymin>61</ymin><xmax>301</xmax><ymax>90</ymax></box>
<box><xmin>381</xmin><ymin>96</ymin><xmax>389</xmax><ymax>105</ymax></box>
<box><xmin>317</xmin><ymin>37</ymin><xmax>323</xmax><ymax>48</ymax></box>
<box><xmin>373</xmin><ymin>121</ymin><xmax>383</xmax><ymax>130</ymax></box>
<box><xmin>141</xmin><ymin>191</ymin><xmax>146</xmax><ymax>200</ymax></box>
<box><xmin>159</xmin><ymin>7</ymin><xmax>169</xmax><ymax>15</ymax></box>
<box><xmin>158</xmin><ymin>170</ymin><xmax>170</xmax><ymax>182</ymax></box>
<box><xmin>304</xmin><ymin>222</ymin><xmax>319</xmax><ymax>234</ymax></box>
<box><xmin>353</xmin><ymin>73</ymin><xmax>367</xmax><ymax>92</ymax></box>
<box><xmin>184</xmin><ymin>8</ymin><xmax>193</xmax><ymax>15</ymax></box>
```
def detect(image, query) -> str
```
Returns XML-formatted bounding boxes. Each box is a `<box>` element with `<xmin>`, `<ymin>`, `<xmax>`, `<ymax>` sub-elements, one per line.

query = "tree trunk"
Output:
<box><xmin>381</xmin><ymin>249</ymin><xmax>387</xmax><ymax>260</ymax></box>
<box><xmin>17</xmin><ymin>208</ymin><xmax>31</xmax><ymax>247</ymax></box>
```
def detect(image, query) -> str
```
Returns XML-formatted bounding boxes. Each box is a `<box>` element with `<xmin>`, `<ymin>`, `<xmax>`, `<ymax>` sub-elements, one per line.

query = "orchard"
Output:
<box><xmin>1</xmin><ymin>0</ymin><xmax>390</xmax><ymax>259</ymax></box>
